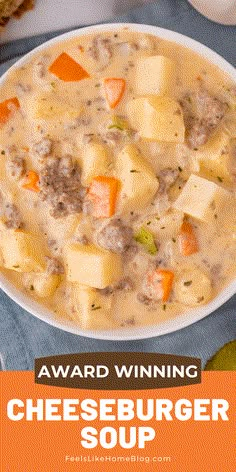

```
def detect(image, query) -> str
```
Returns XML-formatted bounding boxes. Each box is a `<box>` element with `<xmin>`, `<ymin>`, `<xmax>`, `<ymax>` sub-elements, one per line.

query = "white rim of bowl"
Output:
<box><xmin>0</xmin><ymin>22</ymin><xmax>235</xmax><ymax>341</ymax></box>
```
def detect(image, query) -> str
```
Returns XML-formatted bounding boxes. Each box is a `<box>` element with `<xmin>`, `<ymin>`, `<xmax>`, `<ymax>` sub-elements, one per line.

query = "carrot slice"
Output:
<box><xmin>22</xmin><ymin>171</ymin><xmax>40</xmax><ymax>192</ymax></box>
<box><xmin>0</xmin><ymin>97</ymin><xmax>20</xmax><ymax>127</ymax></box>
<box><xmin>49</xmin><ymin>52</ymin><xmax>90</xmax><ymax>82</ymax></box>
<box><xmin>104</xmin><ymin>78</ymin><xmax>126</xmax><ymax>109</ymax></box>
<box><xmin>88</xmin><ymin>176</ymin><xmax>120</xmax><ymax>218</ymax></box>
<box><xmin>147</xmin><ymin>269</ymin><xmax>174</xmax><ymax>303</ymax></box>
<box><xmin>179</xmin><ymin>221</ymin><xmax>199</xmax><ymax>256</ymax></box>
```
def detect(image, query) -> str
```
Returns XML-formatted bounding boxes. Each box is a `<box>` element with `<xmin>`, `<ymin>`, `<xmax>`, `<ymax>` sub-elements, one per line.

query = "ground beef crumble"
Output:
<box><xmin>181</xmin><ymin>90</ymin><xmax>228</xmax><ymax>149</ymax></box>
<box><xmin>4</xmin><ymin>203</ymin><xmax>23</xmax><ymax>229</ymax></box>
<box><xmin>39</xmin><ymin>156</ymin><xmax>85</xmax><ymax>218</ymax></box>
<box><xmin>96</xmin><ymin>219</ymin><xmax>133</xmax><ymax>254</ymax></box>
<box><xmin>45</xmin><ymin>256</ymin><xmax>64</xmax><ymax>275</ymax></box>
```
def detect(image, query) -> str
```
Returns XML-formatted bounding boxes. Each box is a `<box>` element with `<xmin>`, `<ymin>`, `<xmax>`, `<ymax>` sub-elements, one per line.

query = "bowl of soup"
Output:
<box><xmin>0</xmin><ymin>23</ymin><xmax>235</xmax><ymax>339</ymax></box>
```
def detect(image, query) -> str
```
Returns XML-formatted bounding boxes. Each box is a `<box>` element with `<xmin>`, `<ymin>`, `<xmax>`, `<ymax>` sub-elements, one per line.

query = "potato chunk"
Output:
<box><xmin>33</xmin><ymin>274</ymin><xmax>60</xmax><ymax>297</ymax></box>
<box><xmin>71</xmin><ymin>284</ymin><xmax>113</xmax><ymax>329</ymax></box>
<box><xmin>196</xmin><ymin>132</ymin><xmax>233</xmax><ymax>184</ymax></box>
<box><xmin>116</xmin><ymin>144</ymin><xmax>159</xmax><ymax>212</ymax></box>
<box><xmin>138</xmin><ymin>209</ymin><xmax>184</xmax><ymax>241</ymax></box>
<box><xmin>23</xmin><ymin>273</ymin><xmax>60</xmax><ymax>297</ymax></box>
<box><xmin>173</xmin><ymin>174</ymin><xmax>224</xmax><ymax>221</ymax></box>
<box><xmin>81</xmin><ymin>144</ymin><xmax>111</xmax><ymax>186</ymax></box>
<box><xmin>0</xmin><ymin>228</ymin><xmax>45</xmax><ymax>272</ymax></box>
<box><xmin>30</xmin><ymin>92</ymin><xmax>83</xmax><ymax>120</ymax></box>
<box><xmin>65</xmin><ymin>243</ymin><xmax>122</xmax><ymax>289</ymax></box>
<box><xmin>175</xmin><ymin>267</ymin><xmax>212</xmax><ymax>306</ymax></box>
<box><xmin>127</xmin><ymin>96</ymin><xmax>185</xmax><ymax>143</ymax></box>
<box><xmin>135</xmin><ymin>55</ymin><xmax>176</xmax><ymax>96</ymax></box>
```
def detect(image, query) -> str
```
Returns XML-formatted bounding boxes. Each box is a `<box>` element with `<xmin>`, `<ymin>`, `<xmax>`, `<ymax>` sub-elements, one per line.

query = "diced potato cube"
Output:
<box><xmin>175</xmin><ymin>267</ymin><xmax>212</xmax><ymax>306</ymax></box>
<box><xmin>127</xmin><ymin>96</ymin><xmax>185</xmax><ymax>143</ymax></box>
<box><xmin>173</xmin><ymin>174</ymin><xmax>227</xmax><ymax>221</ymax></box>
<box><xmin>65</xmin><ymin>243</ymin><xmax>122</xmax><ymax>289</ymax></box>
<box><xmin>71</xmin><ymin>284</ymin><xmax>113</xmax><ymax>329</ymax></box>
<box><xmin>138</xmin><ymin>209</ymin><xmax>184</xmax><ymax>241</ymax></box>
<box><xmin>81</xmin><ymin>144</ymin><xmax>111</xmax><ymax>186</ymax></box>
<box><xmin>196</xmin><ymin>132</ymin><xmax>233</xmax><ymax>184</ymax></box>
<box><xmin>46</xmin><ymin>214</ymin><xmax>83</xmax><ymax>243</ymax></box>
<box><xmin>0</xmin><ymin>228</ymin><xmax>45</xmax><ymax>272</ymax></box>
<box><xmin>213</xmin><ymin>189</ymin><xmax>236</xmax><ymax>233</ymax></box>
<box><xmin>30</xmin><ymin>92</ymin><xmax>82</xmax><ymax>120</ymax></box>
<box><xmin>23</xmin><ymin>272</ymin><xmax>60</xmax><ymax>297</ymax></box>
<box><xmin>135</xmin><ymin>55</ymin><xmax>176</xmax><ymax>96</ymax></box>
<box><xmin>116</xmin><ymin>144</ymin><xmax>159</xmax><ymax>212</ymax></box>
<box><xmin>33</xmin><ymin>274</ymin><xmax>60</xmax><ymax>297</ymax></box>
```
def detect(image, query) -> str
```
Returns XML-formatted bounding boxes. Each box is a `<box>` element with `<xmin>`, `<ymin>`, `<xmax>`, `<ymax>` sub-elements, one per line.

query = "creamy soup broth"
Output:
<box><xmin>0</xmin><ymin>28</ymin><xmax>235</xmax><ymax>329</ymax></box>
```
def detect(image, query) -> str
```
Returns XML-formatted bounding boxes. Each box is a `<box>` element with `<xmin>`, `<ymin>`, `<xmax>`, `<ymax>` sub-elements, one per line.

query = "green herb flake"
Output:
<box><xmin>134</xmin><ymin>227</ymin><xmax>158</xmax><ymax>255</ymax></box>
<box><xmin>51</xmin><ymin>82</ymin><xmax>56</xmax><ymax>88</ymax></box>
<box><xmin>217</xmin><ymin>176</ymin><xmax>223</xmax><ymax>182</ymax></box>
<box><xmin>146</xmin><ymin>221</ymin><xmax>151</xmax><ymax>226</ymax></box>
<box><xmin>184</xmin><ymin>280</ymin><xmax>192</xmax><ymax>286</ymax></box>
<box><xmin>178</xmin><ymin>166</ymin><xmax>182</xmax><ymax>172</ymax></box>
<box><xmin>91</xmin><ymin>305</ymin><xmax>102</xmax><ymax>311</ymax></box>
<box><xmin>130</xmin><ymin>169</ymin><xmax>140</xmax><ymax>173</ymax></box>
<box><xmin>1</xmin><ymin>150</ymin><xmax>5</xmax><ymax>155</ymax></box>
<box><xmin>12</xmin><ymin>265</ymin><xmax>20</xmax><ymax>269</ymax></box>
<box><xmin>30</xmin><ymin>285</ymin><xmax>34</xmax><ymax>291</ymax></box>
<box><xmin>162</xmin><ymin>304</ymin><xmax>167</xmax><ymax>311</ymax></box>
<box><xmin>172</xmin><ymin>238</ymin><xmax>176</xmax><ymax>243</ymax></box>
<box><xmin>95</xmin><ymin>83</ymin><xmax>101</xmax><ymax>88</ymax></box>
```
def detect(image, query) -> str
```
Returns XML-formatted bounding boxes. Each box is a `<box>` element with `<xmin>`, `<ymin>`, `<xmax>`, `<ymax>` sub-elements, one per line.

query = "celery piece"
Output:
<box><xmin>134</xmin><ymin>227</ymin><xmax>158</xmax><ymax>255</ymax></box>
<box><xmin>108</xmin><ymin>116</ymin><xmax>129</xmax><ymax>131</ymax></box>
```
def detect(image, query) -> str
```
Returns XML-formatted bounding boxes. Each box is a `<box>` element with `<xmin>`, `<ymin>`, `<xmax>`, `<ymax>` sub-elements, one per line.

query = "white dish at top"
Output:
<box><xmin>188</xmin><ymin>0</ymin><xmax>236</xmax><ymax>25</ymax></box>
<box><xmin>0</xmin><ymin>23</ymin><xmax>235</xmax><ymax>340</ymax></box>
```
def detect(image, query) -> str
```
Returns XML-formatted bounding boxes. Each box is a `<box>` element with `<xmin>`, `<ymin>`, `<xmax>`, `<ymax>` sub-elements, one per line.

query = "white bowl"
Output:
<box><xmin>188</xmin><ymin>0</ymin><xmax>236</xmax><ymax>25</ymax></box>
<box><xmin>0</xmin><ymin>23</ymin><xmax>235</xmax><ymax>340</ymax></box>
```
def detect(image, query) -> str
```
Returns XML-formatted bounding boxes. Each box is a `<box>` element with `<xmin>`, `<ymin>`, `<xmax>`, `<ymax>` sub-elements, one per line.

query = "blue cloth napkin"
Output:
<box><xmin>0</xmin><ymin>0</ymin><xmax>235</xmax><ymax>371</ymax></box>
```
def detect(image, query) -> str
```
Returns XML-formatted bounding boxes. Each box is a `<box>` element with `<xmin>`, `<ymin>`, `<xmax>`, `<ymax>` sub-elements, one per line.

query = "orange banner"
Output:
<box><xmin>0</xmin><ymin>371</ymin><xmax>235</xmax><ymax>471</ymax></box>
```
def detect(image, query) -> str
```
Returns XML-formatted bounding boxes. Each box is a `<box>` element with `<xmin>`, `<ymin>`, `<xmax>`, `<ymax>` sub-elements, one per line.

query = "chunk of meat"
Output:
<box><xmin>33</xmin><ymin>56</ymin><xmax>49</xmax><ymax>80</ymax></box>
<box><xmin>6</xmin><ymin>155</ymin><xmax>26</xmax><ymax>180</ymax></box>
<box><xmin>158</xmin><ymin>168</ymin><xmax>179</xmax><ymax>194</ymax></box>
<box><xmin>102</xmin><ymin>128</ymin><xmax>137</xmax><ymax>147</ymax></box>
<box><xmin>4</xmin><ymin>203</ymin><xmax>23</xmax><ymax>229</ymax></box>
<box><xmin>181</xmin><ymin>90</ymin><xmax>228</xmax><ymax>149</ymax></box>
<box><xmin>74</xmin><ymin>233</ymin><xmax>89</xmax><ymax>245</ymax></box>
<box><xmin>115</xmin><ymin>277</ymin><xmax>134</xmax><ymax>291</ymax></box>
<box><xmin>33</xmin><ymin>138</ymin><xmax>53</xmax><ymax>159</ymax></box>
<box><xmin>96</xmin><ymin>219</ymin><xmax>133</xmax><ymax>253</ymax></box>
<box><xmin>39</xmin><ymin>156</ymin><xmax>84</xmax><ymax>218</ymax></box>
<box><xmin>153</xmin><ymin>168</ymin><xmax>179</xmax><ymax>217</ymax></box>
<box><xmin>88</xmin><ymin>35</ymin><xmax>112</xmax><ymax>70</ymax></box>
<box><xmin>136</xmin><ymin>292</ymin><xmax>157</xmax><ymax>307</ymax></box>
<box><xmin>102</xmin><ymin>129</ymin><xmax>125</xmax><ymax>146</ymax></box>
<box><xmin>45</xmin><ymin>256</ymin><xmax>64</xmax><ymax>275</ymax></box>
<box><xmin>15</xmin><ymin>82</ymin><xmax>32</xmax><ymax>95</ymax></box>
<box><xmin>186</xmin><ymin>121</ymin><xmax>209</xmax><ymax>149</ymax></box>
